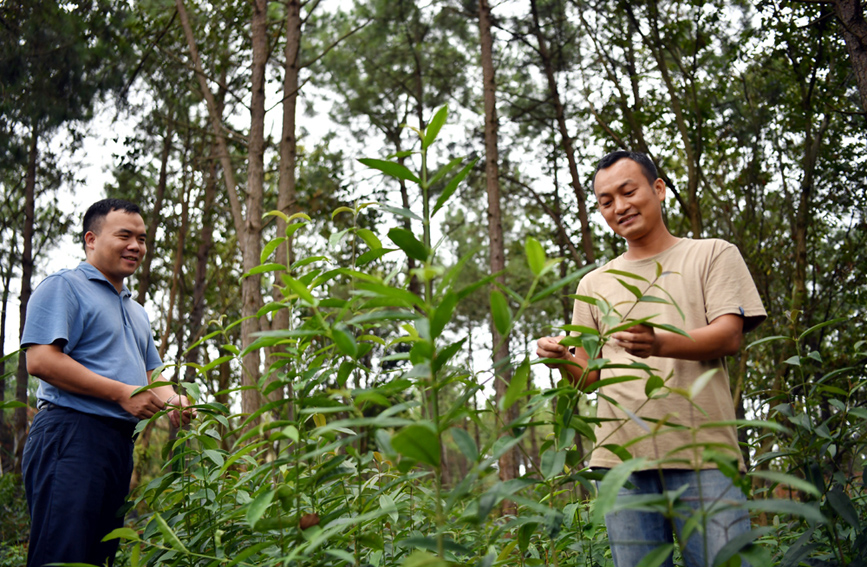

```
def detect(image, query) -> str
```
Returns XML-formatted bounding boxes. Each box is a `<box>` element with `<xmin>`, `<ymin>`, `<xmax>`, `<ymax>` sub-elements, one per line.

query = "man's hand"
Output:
<box><xmin>118</xmin><ymin>384</ymin><xmax>166</xmax><ymax>420</ymax></box>
<box><xmin>612</xmin><ymin>324</ymin><xmax>659</xmax><ymax>358</ymax></box>
<box><xmin>536</xmin><ymin>335</ymin><xmax>570</xmax><ymax>367</ymax></box>
<box><xmin>165</xmin><ymin>395</ymin><xmax>196</xmax><ymax>429</ymax></box>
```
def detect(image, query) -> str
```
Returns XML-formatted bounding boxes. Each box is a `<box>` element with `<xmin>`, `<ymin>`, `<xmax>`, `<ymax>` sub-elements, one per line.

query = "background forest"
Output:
<box><xmin>1</xmin><ymin>0</ymin><xmax>866</xmax><ymax>565</ymax></box>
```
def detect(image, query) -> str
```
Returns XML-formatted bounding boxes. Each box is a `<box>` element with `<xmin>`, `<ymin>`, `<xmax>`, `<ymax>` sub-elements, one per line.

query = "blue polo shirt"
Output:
<box><xmin>21</xmin><ymin>262</ymin><xmax>162</xmax><ymax>422</ymax></box>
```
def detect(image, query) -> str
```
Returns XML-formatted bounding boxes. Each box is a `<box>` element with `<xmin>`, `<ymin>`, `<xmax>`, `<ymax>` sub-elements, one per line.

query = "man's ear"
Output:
<box><xmin>654</xmin><ymin>178</ymin><xmax>666</xmax><ymax>202</ymax></box>
<box><xmin>84</xmin><ymin>231</ymin><xmax>96</xmax><ymax>253</ymax></box>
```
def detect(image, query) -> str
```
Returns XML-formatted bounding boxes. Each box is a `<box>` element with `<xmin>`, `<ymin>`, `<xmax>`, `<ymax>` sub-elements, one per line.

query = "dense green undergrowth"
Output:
<box><xmin>60</xmin><ymin>109</ymin><xmax>867</xmax><ymax>566</ymax></box>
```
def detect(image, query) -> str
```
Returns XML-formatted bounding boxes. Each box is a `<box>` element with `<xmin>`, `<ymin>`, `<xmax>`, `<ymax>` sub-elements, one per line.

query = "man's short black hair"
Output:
<box><xmin>82</xmin><ymin>199</ymin><xmax>141</xmax><ymax>248</ymax></box>
<box><xmin>592</xmin><ymin>151</ymin><xmax>659</xmax><ymax>189</ymax></box>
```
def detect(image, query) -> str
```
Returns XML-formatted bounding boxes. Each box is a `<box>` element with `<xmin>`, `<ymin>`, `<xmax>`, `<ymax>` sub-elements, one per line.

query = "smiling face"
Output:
<box><xmin>593</xmin><ymin>157</ymin><xmax>668</xmax><ymax>247</ymax></box>
<box><xmin>84</xmin><ymin>209</ymin><xmax>147</xmax><ymax>291</ymax></box>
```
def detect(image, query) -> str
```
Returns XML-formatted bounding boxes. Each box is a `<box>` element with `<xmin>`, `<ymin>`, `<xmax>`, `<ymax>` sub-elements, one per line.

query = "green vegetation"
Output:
<box><xmin>106</xmin><ymin>113</ymin><xmax>865</xmax><ymax>567</ymax></box>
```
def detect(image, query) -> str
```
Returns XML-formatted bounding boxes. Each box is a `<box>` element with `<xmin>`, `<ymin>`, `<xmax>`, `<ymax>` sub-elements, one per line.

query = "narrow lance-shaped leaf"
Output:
<box><xmin>359</xmin><ymin>158</ymin><xmax>420</xmax><ymax>184</ymax></box>
<box><xmin>432</xmin><ymin>158</ymin><xmax>478</xmax><ymax>216</ymax></box>
<box><xmin>422</xmin><ymin>105</ymin><xmax>448</xmax><ymax>149</ymax></box>
<box><xmin>502</xmin><ymin>357</ymin><xmax>529</xmax><ymax>411</ymax></box>
<box><xmin>490</xmin><ymin>290</ymin><xmax>511</xmax><ymax>336</ymax></box>
<box><xmin>526</xmin><ymin>236</ymin><xmax>545</xmax><ymax>276</ymax></box>
<box><xmin>260</xmin><ymin>237</ymin><xmax>287</xmax><ymax>264</ymax></box>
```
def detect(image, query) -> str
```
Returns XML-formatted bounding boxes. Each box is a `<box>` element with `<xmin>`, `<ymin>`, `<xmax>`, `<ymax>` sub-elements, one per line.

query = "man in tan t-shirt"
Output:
<box><xmin>537</xmin><ymin>151</ymin><xmax>766</xmax><ymax>567</ymax></box>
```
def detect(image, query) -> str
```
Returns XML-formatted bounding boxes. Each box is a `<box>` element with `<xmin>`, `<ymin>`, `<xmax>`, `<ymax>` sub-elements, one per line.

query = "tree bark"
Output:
<box><xmin>176</xmin><ymin>0</ymin><xmax>265</xmax><ymax>417</ymax></box>
<box><xmin>529</xmin><ymin>0</ymin><xmax>596</xmax><ymax>264</ymax></box>
<box><xmin>270</xmin><ymin>0</ymin><xmax>303</xmax><ymax>410</ymax></box>
<box><xmin>833</xmin><ymin>0</ymin><xmax>867</xmax><ymax>114</ymax></box>
<box><xmin>137</xmin><ymin>119</ymin><xmax>173</xmax><ymax>305</ymax></box>
<box><xmin>480</xmin><ymin>0</ymin><xmax>519</xmax><ymax>497</ymax></box>
<box><xmin>13</xmin><ymin>126</ymin><xmax>37</xmax><ymax>473</ymax></box>
<box><xmin>0</xmin><ymin>231</ymin><xmax>14</xmax><ymax>465</ymax></box>
<box><xmin>238</xmin><ymin>0</ymin><xmax>268</xmax><ymax>417</ymax></box>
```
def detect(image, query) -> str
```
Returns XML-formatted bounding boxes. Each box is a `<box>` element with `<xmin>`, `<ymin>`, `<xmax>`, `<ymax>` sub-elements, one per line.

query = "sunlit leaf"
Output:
<box><xmin>526</xmin><ymin>237</ymin><xmax>545</xmax><ymax>275</ymax></box>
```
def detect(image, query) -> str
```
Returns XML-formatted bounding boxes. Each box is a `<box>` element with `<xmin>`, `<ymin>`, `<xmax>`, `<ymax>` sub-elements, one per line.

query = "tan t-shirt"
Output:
<box><xmin>571</xmin><ymin>238</ymin><xmax>766</xmax><ymax>471</ymax></box>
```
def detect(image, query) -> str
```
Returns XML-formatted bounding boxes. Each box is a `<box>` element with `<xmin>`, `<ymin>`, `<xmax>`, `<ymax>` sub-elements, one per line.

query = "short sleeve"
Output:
<box><xmin>21</xmin><ymin>275</ymin><xmax>83</xmax><ymax>351</ymax></box>
<box><xmin>705</xmin><ymin>244</ymin><xmax>767</xmax><ymax>333</ymax></box>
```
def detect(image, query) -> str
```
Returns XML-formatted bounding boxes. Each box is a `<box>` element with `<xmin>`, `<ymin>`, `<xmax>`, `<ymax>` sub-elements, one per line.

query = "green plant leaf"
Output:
<box><xmin>428</xmin><ymin>156</ymin><xmax>463</xmax><ymax>187</ymax></box>
<box><xmin>490</xmin><ymin>290</ymin><xmax>511</xmax><ymax>337</ymax></box>
<box><xmin>745</xmin><ymin>335</ymin><xmax>791</xmax><ymax>349</ymax></box>
<box><xmin>501</xmin><ymin>357</ymin><xmax>529</xmax><ymax>411</ymax></box>
<box><xmin>645</xmin><ymin>375</ymin><xmax>664</xmax><ymax>397</ymax></box>
<box><xmin>422</xmin><ymin>105</ymin><xmax>448</xmax><ymax>149</ymax></box>
<box><xmin>749</xmin><ymin>471</ymin><xmax>821</xmax><ymax>498</ymax></box>
<box><xmin>541</xmin><ymin>449</ymin><xmax>566</xmax><ymax>480</ymax></box>
<box><xmin>359</xmin><ymin>158</ymin><xmax>420</xmax><ymax>183</ymax></box>
<box><xmin>432</xmin><ymin>158</ymin><xmax>477</xmax><ymax>216</ymax></box>
<box><xmin>432</xmin><ymin>338</ymin><xmax>466</xmax><ymax>373</ymax></box>
<box><xmin>526</xmin><ymin>236</ymin><xmax>545</xmax><ymax>275</ymax></box>
<box><xmin>592</xmin><ymin>458</ymin><xmax>648</xmax><ymax>526</ymax></box>
<box><xmin>827</xmin><ymin>486</ymin><xmax>860</xmax><ymax>529</ymax></box>
<box><xmin>153</xmin><ymin>513</ymin><xmax>188</xmax><ymax>553</ymax></box>
<box><xmin>530</xmin><ymin>265</ymin><xmax>595</xmax><ymax>303</ymax></box>
<box><xmin>102</xmin><ymin>527</ymin><xmax>139</xmax><ymax>542</ymax></box>
<box><xmin>798</xmin><ymin>316</ymin><xmax>847</xmax><ymax>342</ymax></box>
<box><xmin>242</xmin><ymin>263</ymin><xmax>287</xmax><ymax>279</ymax></box>
<box><xmin>689</xmin><ymin>369</ymin><xmax>718</xmax><ymax>399</ymax></box>
<box><xmin>430</xmin><ymin>292</ymin><xmax>457</xmax><ymax>339</ymax></box>
<box><xmin>284</xmin><ymin>276</ymin><xmax>317</xmax><ymax>305</ymax></box>
<box><xmin>401</xmin><ymin>550</ymin><xmax>449</xmax><ymax>567</ymax></box>
<box><xmin>382</xmin><ymin>204</ymin><xmax>422</xmax><ymax>221</ymax></box>
<box><xmin>605</xmin><ymin>269</ymin><xmax>649</xmax><ymax>282</ymax></box>
<box><xmin>615</xmin><ymin>278</ymin><xmax>643</xmax><ymax>299</ymax></box>
<box><xmin>245</xmin><ymin>488</ymin><xmax>276</xmax><ymax>528</ymax></box>
<box><xmin>379</xmin><ymin>493</ymin><xmax>399</xmax><ymax>523</ymax></box>
<box><xmin>743</xmin><ymin>499</ymin><xmax>825</xmax><ymax>524</ymax></box>
<box><xmin>358</xmin><ymin>247</ymin><xmax>397</xmax><ymax>267</ymax></box>
<box><xmin>392</xmin><ymin>422</ymin><xmax>440</xmax><ymax>468</ymax></box>
<box><xmin>387</xmin><ymin>228</ymin><xmax>428</xmax><ymax>262</ymax></box>
<box><xmin>260</xmin><ymin>237</ymin><xmax>287</xmax><ymax>264</ymax></box>
<box><xmin>635</xmin><ymin>543</ymin><xmax>674</xmax><ymax>567</ymax></box>
<box><xmin>356</xmin><ymin>228</ymin><xmax>382</xmax><ymax>250</ymax></box>
<box><xmin>332</xmin><ymin>325</ymin><xmax>358</xmax><ymax>357</ymax></box>
<box><xmin>451</xmin><ymin>427</ymin><xmax>478</xmax><ymax>462</ymax></box>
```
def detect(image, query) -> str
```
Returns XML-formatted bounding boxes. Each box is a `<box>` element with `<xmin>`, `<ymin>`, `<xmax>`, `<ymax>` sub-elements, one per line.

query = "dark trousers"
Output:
<box><xmin>22</xmin><ymin>404</ymin><xmax>136</xmax><ymax>567</ymax></box>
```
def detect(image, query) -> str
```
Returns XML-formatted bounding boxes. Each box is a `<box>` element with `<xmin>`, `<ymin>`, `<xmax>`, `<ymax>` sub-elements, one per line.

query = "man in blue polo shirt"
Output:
<box><xmin>21</xmin><ymin>198</ymin><xmax>193</xmax><ymax>567</ymax></box>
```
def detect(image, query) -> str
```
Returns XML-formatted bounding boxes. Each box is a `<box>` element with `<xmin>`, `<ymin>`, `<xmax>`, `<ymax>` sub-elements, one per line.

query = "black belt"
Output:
<box><xmin>37</xmin><ymin>401</ymin><xmax>139</xmax><ymax>440</ymax></box>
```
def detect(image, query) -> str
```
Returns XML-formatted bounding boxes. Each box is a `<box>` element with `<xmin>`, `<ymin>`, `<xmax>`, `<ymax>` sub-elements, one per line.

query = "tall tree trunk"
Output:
<box><xmin>529</xmin><ymin>0</ymin><xmax>596</xmax><ymax>264</ymax></box>
<box><xmin>0</xmin><ymin>246</ymin><xmax>13</xmax><ymax>463</ymax></box>
<box><xmin>137</xmin><ymin>119</ymin><xmax>173</xmax><ymax>305</ymax></box>
<box><xmin>176</xmin><ymin>0</ymin><xmax>265</xmax><ymax>417</ymax></box>
<box><xmin>833</xmin><ymin>0</ymin><xmax>867</xmax><ymax>114</ymax></box>
<box><xmin>13</xmin><ymin>126</ymin><xmax>37</xmax><ymax>473</ymax></box>
<box><xmin>480</xmin><ymin>0</ymin><xmax>518</xmax><ymax>498</ymax></box>
<box><xmin>270</xmin><ymin>0</ymin><xmax>302</xmax><ymax>410</ymax></box>
<box><xmin>239</xmin><ymin>0</ymin><xmax>268</xmax><ymax>416</ymax></box>
<box><xmin>184</xmin><ymin>140</ymin><xmax>218</xmax><ymax>384</ymax></box>
<box><xmin>158</xmin><ymin>177</ymin><xmax>190</xmax><ymax>359</ymax></box>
